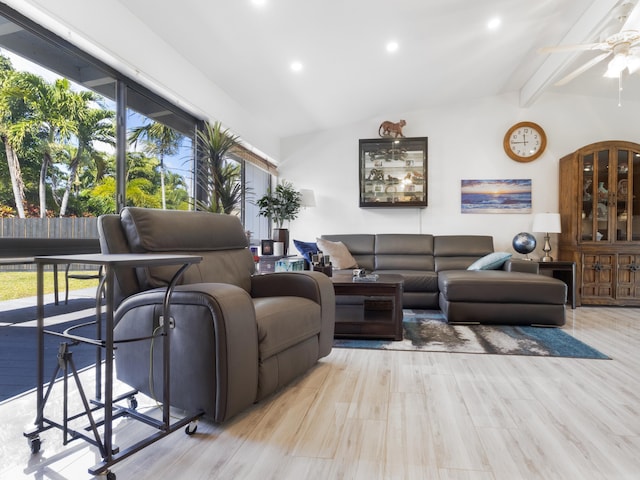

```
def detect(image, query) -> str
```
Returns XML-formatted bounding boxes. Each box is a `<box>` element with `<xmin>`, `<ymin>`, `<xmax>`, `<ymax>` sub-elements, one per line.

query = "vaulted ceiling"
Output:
<box><xmin>114</xmin><ymin>0</ymin><xmax>640</xmax><ymax>139</ymax></box>
<box><xmin>3</xmin><ymin>0</ymin><xmax>640</xmax><ymax>142</ymax></box>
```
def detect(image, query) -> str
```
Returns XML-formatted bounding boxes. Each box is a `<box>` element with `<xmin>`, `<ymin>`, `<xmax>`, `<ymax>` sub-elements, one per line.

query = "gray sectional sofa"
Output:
<box><xmin>320</xmin><ymin>234</ymin><xmax>567</xmax><ymax>326</ymax></box>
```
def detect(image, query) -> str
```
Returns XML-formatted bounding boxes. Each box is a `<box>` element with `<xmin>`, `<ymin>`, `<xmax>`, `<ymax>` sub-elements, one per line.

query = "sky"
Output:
<box><xmin>461</xmin><ymin>179</ymin><xmax>532</xmax><ymax>194</ymax></box>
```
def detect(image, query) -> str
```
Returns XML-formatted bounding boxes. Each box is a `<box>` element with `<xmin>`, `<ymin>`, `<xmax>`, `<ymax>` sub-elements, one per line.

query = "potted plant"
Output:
<box><xmin>256</xmin><ymin>181</ymin><xmax>302</xmax><ymax>255</ymax></box>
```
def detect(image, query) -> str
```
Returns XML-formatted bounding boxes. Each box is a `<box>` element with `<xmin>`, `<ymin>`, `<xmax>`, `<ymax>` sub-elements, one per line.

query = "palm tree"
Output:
<box><xmin>6</xmin><ymin>75</ymin><xmax>81</xmax><ymax>217</ymax></box>
<box><xmin>0</xmin><ymin>62</ymin><xmax>30</xmax><ymax>218</ymax></box>
<box><xmin>129</xmin><ymin>121</ymin><xmax>184</xmax><ymax>209</ymax></box>
<box><xmin>41</xmin><ymin>79</ymin><xmax>83</xmax><ymax>217</ymax></box>
<box><xmin>162</xmin><ymin>169</ymin><xmax>190</xmax><ymax>210</ymax></box>
<box><xmin>84</xmin><ymin>152</ymin><xmax>164</xmax><ymax>215</ymax></box>
<box><xmin>196</xmin><ymin>121</ymin><xmax>242</xmax><ymax>214</ymax></box>
<box><xmin>59</xmin><ymin>101</ymin><xmax>115</xmax><ymax>216</ymax></box>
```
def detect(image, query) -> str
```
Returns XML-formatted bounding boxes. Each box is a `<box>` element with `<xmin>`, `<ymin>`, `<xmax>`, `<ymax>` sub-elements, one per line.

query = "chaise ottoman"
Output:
<box><xmin>438</xmin><ymin>270</ymin><xmax>567</xmax><ymax>326</ymax></box>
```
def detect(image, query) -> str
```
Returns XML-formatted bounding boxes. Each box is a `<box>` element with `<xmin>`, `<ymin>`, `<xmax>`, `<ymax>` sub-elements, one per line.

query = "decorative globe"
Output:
<box><xmin>512</xmin><ymin>232</ymin><xmax>536</xmax><ymax>255</ymax></box>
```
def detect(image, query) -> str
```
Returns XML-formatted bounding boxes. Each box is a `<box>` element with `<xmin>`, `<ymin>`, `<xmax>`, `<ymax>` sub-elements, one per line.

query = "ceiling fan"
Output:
<box><xmin>540</xmin><ymin>1</ymin><xmax>640</xmax><ymax>86</ymax></box>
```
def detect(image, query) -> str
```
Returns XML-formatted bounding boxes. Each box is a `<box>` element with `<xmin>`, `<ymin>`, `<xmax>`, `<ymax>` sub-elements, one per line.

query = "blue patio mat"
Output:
<box><xmin>0</xmin><ymin>291</ymin><xmax>102</xmax><ymax>403</ymax></box>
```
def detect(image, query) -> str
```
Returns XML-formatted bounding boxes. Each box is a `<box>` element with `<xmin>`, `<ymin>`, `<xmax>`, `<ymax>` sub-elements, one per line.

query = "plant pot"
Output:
<box><xmin>272</xmin><ymin>228</ymin><xmax>289</xmax><ymax>256</ymax></box>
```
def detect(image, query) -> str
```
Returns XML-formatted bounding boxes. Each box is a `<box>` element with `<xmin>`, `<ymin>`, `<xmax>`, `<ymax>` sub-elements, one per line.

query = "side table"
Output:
<box><xmin>257</xmin><ymin>254</ymin><xmax>284</xmax><ymax>273</ymax></box>
<box><xmin>538</xmin><ymin>260</ymin><xmax>576</xmax><ymax>309</ymax></box>
<box><xmin>24</xmin><ymin>253</ymin><xmax>202</xmax><ymax>479</ymax></box>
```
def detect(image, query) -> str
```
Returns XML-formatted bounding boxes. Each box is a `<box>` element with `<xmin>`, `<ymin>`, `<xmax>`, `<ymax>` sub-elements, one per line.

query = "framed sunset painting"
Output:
<box><xmin>461</xmin><ymin>179</ymin><xmax>532</xmax><ymax>214</ymax></box>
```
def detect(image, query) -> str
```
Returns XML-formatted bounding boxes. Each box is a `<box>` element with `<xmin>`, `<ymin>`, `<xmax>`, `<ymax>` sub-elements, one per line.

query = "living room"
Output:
<box><xmin>1</xmin><ymin>1</ymin><xmax>640</xmax><ymax>479</ymax></box>
<box><xmin>5</xmin><ymin>0</ymin><xmax>638</xmax><ymax>251</ymax></box>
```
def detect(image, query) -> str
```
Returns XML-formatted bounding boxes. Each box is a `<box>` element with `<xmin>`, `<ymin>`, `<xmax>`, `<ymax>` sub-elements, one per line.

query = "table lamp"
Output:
<box><xmin>532</xmin><ymin>213</ymin><xmax>562</xmax><ymax>262</ymax></box>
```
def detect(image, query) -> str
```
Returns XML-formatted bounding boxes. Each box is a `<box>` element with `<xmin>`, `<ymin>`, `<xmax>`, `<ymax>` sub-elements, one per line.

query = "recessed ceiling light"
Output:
<box><xmin>386</xmin><ymin>41</ymin><xmax>399</xmax><ymax>53</ymax></box>
<box><xmin>487</xmin><ymin>17</ymin><xmax>501</xmax><ymax>30</ymax></box>
<box><xmin>290</xmin><ymin>61</ymin><xmax>303</xmax><ymax>72</ymax></box>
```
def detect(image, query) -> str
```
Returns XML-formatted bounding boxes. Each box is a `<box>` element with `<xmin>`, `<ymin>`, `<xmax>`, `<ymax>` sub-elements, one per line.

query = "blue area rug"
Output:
<box><xmin>334</xmin><ymin>310</ymin><xmax>610</xmax><ymax>359</ymax></box>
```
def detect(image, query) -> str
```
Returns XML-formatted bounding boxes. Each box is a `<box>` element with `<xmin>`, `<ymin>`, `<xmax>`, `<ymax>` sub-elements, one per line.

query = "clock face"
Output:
<box><xmin>503</xmin><ymin>122</ymin><xmax>547</xmax><ymax>162</ymax></box>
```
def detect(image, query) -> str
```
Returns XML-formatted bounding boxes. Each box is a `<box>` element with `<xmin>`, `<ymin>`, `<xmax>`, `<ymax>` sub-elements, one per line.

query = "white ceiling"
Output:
<box><xmin>118</xmin><ymin>0</ymin><xmax>640</xmax><ymax>139</ymax></box>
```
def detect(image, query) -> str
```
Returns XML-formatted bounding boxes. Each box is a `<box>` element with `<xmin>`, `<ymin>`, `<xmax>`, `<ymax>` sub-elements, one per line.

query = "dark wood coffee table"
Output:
<box><xmin>331</xmin><ymin>273</ymin><xmax>404</xmax><ymax>340</ymax></box>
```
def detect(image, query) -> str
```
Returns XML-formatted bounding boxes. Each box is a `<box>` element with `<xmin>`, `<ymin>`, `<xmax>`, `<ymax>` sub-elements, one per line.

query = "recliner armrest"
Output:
<box><xmin>502</xmin><ymin>259</ymin><xmax>539</xmax><ymax>274</ymax></box>
<box><xmin>251</xmin><ymin>271</ymin><xmax>324</xmax><ymax>300</ymax></box>
<box><xmin>251</xmin><ymin>271</ymin><xmax>335</xmax><ymax>357</ymax></box>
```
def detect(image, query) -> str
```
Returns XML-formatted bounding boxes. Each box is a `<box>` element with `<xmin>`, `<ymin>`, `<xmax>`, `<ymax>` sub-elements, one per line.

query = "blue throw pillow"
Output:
<box><xmin>293</xmin><ymin>239</ymin><xmax>318</xmax><ymax>263</ymax></box>
<box><xmin>467</xmin><ymin>252</ymin><xmax>512</xmax><ymax>271</ymax></box>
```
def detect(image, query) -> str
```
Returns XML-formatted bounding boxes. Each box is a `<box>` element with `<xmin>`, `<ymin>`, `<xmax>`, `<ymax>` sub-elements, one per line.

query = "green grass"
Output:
<box><xmin>0</xmin><ymin>271</ymin><xmax>100</xmax><ymax>301</ymax></box>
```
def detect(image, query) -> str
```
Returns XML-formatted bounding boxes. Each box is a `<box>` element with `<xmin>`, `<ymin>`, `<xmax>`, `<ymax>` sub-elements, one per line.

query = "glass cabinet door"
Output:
<box><xmin>581</xmin><ymin>153</ymin><xmax>595</xmax><ymax>241</ymax></box>
<box><xmin>581</xmin><ymin>150</ymin><xmax>609</xmax><ymax>241</ymax></box>
<box><xmin>359</xmin><ymin>137</ymin><xmax>428</xmax><ymax>207</ymax></box>
<box><xmin>616</xmin><ymin>149</ymin><xmax>631</xmax><ymax>241</ymax></box>
<box><xmin>596</xmin><ymin>149</ymin><xmax>610</xmax><ymax>241</ymax></box>
<box><xmin>630</xmin><ymin>151</ymin><xmax>640</xmax><ymax>241</ymax></box>
<box><xmin>580</xmin><ymin>146</ymin><xmax>640</xmax><ymax>243</ymax></box>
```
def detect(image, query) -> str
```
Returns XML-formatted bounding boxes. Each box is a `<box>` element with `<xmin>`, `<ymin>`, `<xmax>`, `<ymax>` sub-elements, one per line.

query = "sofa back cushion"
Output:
<box><xmin>433</xmin><ymin>235</ymin><xmax>494</xmax><ymax>271</ymax></box>
<box><xmin>374</xmin><ymin>234</ymin><xmax>435</xmax><ymax>271</ymax></box>
<box><xmin>120</xmin><ymin>207</ymin><xmax>254</xmax><ymax>292</ymax></box>
<box><xmin>320</xmin><ymin>234</ymin><xmax>375</xmax><ymax>270</ymax></box>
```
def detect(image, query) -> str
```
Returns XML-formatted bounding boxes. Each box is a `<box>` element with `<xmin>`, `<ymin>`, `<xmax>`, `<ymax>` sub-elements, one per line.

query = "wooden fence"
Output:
<box><xmin>0</xmin><ymin>218</ymin><xmax>98</xmax><ymax>271</ymax></box>
<box><xmin>0</xmin><ymin>217</ymin><xmax>98</xmax><ymax>239</ymax></box>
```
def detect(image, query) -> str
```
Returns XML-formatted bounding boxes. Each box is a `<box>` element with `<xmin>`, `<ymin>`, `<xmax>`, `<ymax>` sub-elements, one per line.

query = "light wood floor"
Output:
<box><xmin>1</xmin><ymin>307</ymin><xmax>639</xmax><ymax>479</ymax></box>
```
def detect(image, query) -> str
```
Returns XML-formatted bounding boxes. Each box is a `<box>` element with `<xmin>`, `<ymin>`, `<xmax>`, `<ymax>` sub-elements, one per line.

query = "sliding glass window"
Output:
<box><xmin>0</xmin><ymin>5</ymin><xmax>196</xmax><ymax>217</ymax></box>
<box><xmin>0</xmin><ymin>3</ymin><xmax>270</xmax><ymax>240</ymax></box>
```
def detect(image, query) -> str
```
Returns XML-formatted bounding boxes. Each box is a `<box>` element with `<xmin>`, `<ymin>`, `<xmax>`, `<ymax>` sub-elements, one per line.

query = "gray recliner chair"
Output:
<box><xmin>98</xmin><ymin>207</ymin><xmax>335</xmax><ymax>423</ymax></box>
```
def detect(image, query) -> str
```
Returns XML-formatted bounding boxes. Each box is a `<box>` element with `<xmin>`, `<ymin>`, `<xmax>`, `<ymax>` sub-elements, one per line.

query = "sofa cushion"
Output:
<box><xmin>433</xmin><ymin>235</ymin><xmax>495</xmax><ymax>271</ymax></box>
<box><xmin>253</xmin><ymin>296</ymin><xmax>321</xmax><ymax>360</ymax></box>
<box><xmin>372</xmin><ymin>269</ymin><xmax>438</xmax><ymax>292</ymax></box>
<box><xmin>374</xmin><ymin>234</ymin><xmax>435</xmax><ymax>271</ymax></box>
<box><xmin>467</xmin><ymin>252</ymin><xmax>512</xmax><ymax>270</ymax></box>
<box><xmin>375</xmin><ymin>234</ymin><xmax>434</xmax><ymax>255</ymax></box>
<box><xmin>433</xmin><ymin>235</ymin><xmax>494</xmax><ymax>256</ymax></box>
<box><xmin>293</xmin><ymin>239</ymin><xmax>318</xmax><ymax>263</ymax></box>
<box><xmin>316</xmin><ymin>238</ymin><xmax>358</xmax><ymax>269</ymax></box>
<box><xmin>438</xmin><ymin>270</ymin><xmax>567</xmax><ymax>305</ymax></box>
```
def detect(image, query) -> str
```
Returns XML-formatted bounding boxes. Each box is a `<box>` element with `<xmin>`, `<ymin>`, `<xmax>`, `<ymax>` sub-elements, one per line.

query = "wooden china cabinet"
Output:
<box><xmin>558</xmin><ymin>141</ymin><xmax>640</xmax><ymax>306</ymax></box>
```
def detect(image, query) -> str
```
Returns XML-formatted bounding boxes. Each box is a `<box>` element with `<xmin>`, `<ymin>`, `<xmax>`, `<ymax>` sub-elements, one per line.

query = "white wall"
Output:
<box><xmin>282</xmin><ymin>92</ymin><xmax>640</xmax><ymax>255</ymax></box>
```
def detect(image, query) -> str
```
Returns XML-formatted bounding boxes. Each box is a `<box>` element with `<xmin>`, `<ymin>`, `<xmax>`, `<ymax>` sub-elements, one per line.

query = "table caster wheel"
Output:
<box><xmin>28</xmin><ymin>435</ymin><xmax>41</xmax><ymax>454</ymax></box>
<box><xmin>185</xmin><ymin>421</ymin><xmax>198</xmax><ymax>435</ymax></box>
<box><xmin>127</xmin><ymin>395</ymin><xmax>138</xmax><ymax>410</ymax></box>
<box><xmin>106</xmin><ymin>470</ymin><xmax>116</xmax><ymax>480</ymax></box>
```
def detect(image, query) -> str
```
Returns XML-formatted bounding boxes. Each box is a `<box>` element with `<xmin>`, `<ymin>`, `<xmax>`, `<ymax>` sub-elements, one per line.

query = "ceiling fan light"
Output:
<box><xmin>604</xmin><ymin>53</ymin><xmax>627</xmax><ymax>77</ymax></box>
<box><xmin>627</xmin><ymin>55</ymin><xmax>640</xmax><ymax>74</ymax></box>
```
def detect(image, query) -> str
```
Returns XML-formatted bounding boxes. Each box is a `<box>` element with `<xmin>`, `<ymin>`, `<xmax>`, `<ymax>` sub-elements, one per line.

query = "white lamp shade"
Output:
<box><xmin>532</xmin><ymin>213</ymin><xmax>561</xmax><ymax>233</ymax></box>
<box><xmin>300</xmin><ymin>189</ymin><xmax>316</xmax><ymax>207</ymax></box>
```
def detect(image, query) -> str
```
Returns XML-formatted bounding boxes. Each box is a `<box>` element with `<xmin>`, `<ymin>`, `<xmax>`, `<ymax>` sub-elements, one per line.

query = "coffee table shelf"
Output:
<box><xmin>331</xmin><ymin>273</ymin><xmax>404</xmax><ymax>340</ymax></box>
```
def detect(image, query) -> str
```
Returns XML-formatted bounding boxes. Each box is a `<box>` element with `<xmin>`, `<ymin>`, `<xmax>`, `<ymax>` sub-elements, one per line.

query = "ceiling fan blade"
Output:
<box><xmin>620</xmin><ymin>2</ymin><xmax>640</xmax><ymax>31</ymax></box>
<box><xmin>554</xmin><ymin>52</ymin><xmax>612</xmax><ymax>86</ymax></box>
<box><xmin>539</xmin><ymin>42</ymin><xmax>607</xmax><ymax>54</ymax></box>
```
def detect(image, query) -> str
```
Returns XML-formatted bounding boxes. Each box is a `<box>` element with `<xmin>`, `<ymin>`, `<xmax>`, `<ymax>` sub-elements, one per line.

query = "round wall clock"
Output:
<box><xmin>503</xmin><ymin>121</ymin><xmax>547</xmax><ymax>162</ymax></box>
